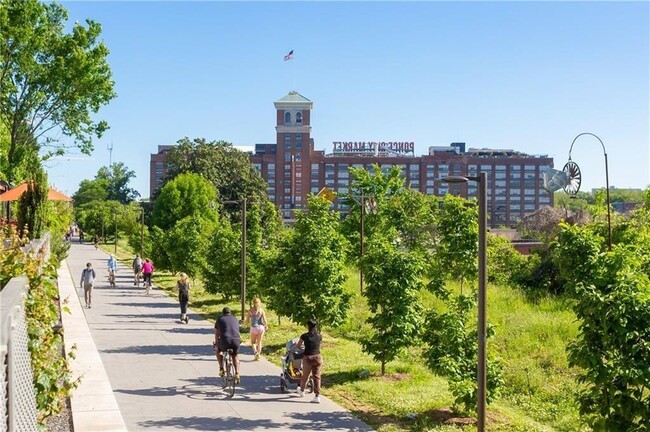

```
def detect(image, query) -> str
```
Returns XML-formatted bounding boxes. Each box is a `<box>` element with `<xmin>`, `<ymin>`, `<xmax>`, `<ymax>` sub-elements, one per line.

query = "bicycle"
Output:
<box><xmin>143</xmin><ymin>273</ymin><xmax>152</xmax><ymax>295</ymax></box>
<box><xmin>214</xmin><ymin>343</ymin><xmax>236</xmax><ymax>397</ymax></box>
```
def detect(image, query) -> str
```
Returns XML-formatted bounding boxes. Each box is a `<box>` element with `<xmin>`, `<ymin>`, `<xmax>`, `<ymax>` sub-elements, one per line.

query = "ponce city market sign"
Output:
<box><xmin>332</xmin><ymin>141</ymin><xmax>415</xmax><ymax>155</ymax></box>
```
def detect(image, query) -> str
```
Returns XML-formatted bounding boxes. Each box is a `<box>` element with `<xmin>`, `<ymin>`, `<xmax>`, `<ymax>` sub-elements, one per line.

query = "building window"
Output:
<box><xmin>296</xmin><ymin>112</ymin><xmax>302</xmax><ymax>123</ymax></box>
<box><xmin>284</xmin><ymin>112</ymin><xmax>291</xmax><ymax>124</ymax></box>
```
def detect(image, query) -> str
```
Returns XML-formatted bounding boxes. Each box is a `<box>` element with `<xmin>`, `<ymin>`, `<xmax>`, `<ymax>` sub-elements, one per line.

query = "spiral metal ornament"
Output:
<box><xmin>562</xmin><ymin>161</ymin><xmax>582</xmax><ymax>196</ymax></box>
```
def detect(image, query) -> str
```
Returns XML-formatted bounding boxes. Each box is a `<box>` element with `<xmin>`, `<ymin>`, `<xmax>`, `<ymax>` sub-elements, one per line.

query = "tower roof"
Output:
<box><xmin>275</xmin><ymin>91</ymin><xmax>312</xmax><ymax>104</ymax></box>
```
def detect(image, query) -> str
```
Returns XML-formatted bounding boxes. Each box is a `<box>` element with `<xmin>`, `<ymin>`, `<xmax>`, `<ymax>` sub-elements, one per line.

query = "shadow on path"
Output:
<box><xmin>138</xmin><ymin>416</ymin><xmax>284</xmax><ymax>431</ymax></box>
<box><xmin>102</xmin><ymin>344</ymin><xmax>211</xmax><ymax>357</ymax></box>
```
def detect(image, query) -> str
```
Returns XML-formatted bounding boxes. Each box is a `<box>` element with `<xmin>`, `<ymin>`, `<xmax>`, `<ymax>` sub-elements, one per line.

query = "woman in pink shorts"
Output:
<box><xmin>245</xmin><ymin>297</ymin><xmax>268</xmax><ymax>360</ymax></box>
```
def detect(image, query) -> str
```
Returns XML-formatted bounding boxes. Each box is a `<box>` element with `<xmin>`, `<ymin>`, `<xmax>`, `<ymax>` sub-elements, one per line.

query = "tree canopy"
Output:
<box><xmin>152</xmin><ymin>172</ymin><xmax>217</xmax><ymax>231</ymax></box>
<box><xmin>72</xmin><ymin>162</ymin><xmax>139</xmax><ymax>205</ymax></box>
<box><xmin>0</xmin><ymin>0</ymin><xmax>116</xmax><ymax>183</ymax></box>
<box><xmin>162</xmin><ymin>137</ymin><xmax>267</xmax><ymax>208</ymax></box>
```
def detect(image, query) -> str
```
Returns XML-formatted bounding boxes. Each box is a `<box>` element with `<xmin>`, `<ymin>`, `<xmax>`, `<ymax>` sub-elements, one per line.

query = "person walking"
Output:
<box><xmin>214</xmin><ymin>307</ymin><xmax>241</xmax><ymax>383</ymax></box>
<box><xmin>107</xmin><ymin>254</ymin><xmax>117</xmax><ymax>287</ymax></box>
<box><xmin>177</xmin><ymin>272</ymin><xmax>190</xmax><ymax>324</ymax></box>
<box><xmin>79</xmin><ymin>262</ymin><xmax>96</xmax><ymax>308</ymax></box>
<box><xmin>132</xmin><ymin>254</ymin><xmax>143</xmax><ymax>286</ymax></box>
<box><xmin>244</xmin><ymin>297</ymin><xmax>268</xmax><ymax>360</ymax></box>
<box><xmin>295</xmin><ymin>319</ymin><xmax>323</xmax><ymax>403</ymax></box>
<box><xmin>141</xmin><ymin>258</ymin><xmax>154</xmax><ymax>295</ymax></box>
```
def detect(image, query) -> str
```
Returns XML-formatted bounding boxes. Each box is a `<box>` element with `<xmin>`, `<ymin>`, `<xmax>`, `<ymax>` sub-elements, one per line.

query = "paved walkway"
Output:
<box><xmin>63</xmin><ymin>242</ymin><xmax>371</xmax><ymax>431</ymax></box>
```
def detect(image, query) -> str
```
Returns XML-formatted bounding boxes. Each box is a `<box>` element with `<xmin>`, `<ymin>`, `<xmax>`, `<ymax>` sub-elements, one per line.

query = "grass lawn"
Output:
<box><xmin>103</xmin><ymin>240</ymin><xmax>586</xmax><ymax>431</ymax></box>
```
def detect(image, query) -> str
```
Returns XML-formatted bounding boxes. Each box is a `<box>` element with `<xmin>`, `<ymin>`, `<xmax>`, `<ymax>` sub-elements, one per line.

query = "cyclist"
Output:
<box><xmin>132</xmin><ymin>254</ymin><xmax>143</xmax><ymax>286</ymax></box>
<box><xmin>107</xmin><ymin>254</ymin><xmax>117</xmax><ymax>286</ymax></box>
<box><xmin>141</xmin><ymin>258</ymin><xmax>154</xmax><ymax>295</ymax></box>
<box><xmin>214</xmin><ymin>307</ymin><xmax>241</xmax><ymax>384</ymax></box>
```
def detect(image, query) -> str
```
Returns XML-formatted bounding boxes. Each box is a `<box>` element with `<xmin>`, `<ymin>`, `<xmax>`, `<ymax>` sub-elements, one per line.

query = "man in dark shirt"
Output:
<box><xmin>214</xmin><ymin>307</ymin><xmax>241</xmax><ymax>383</ymax></box>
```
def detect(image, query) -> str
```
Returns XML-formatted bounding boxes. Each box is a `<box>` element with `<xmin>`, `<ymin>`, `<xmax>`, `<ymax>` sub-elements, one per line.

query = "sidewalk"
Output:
<box><xmin>64</xmin><ymin>242</ymin><xmax>372</xmax><ymax>431</ymax></box>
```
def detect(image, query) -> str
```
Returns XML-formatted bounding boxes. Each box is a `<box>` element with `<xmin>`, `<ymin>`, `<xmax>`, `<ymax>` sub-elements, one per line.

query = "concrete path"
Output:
<box><xmin>64</xmin><ymin>242</ymin><xmax>372</xmax><ymax>431</ymax></box>
<box><xmin>58</xmin><ymin>259</ymin><xmax>128</xmax><ymax>431</ymax></box>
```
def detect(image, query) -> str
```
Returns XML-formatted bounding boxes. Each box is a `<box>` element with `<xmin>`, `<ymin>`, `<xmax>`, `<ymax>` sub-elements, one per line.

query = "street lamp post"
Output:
<box><xmin>140</xmin><ymin>206</ymin><xmax>145</xmax><ymax>256</ymax></box>
<box><xmin>360</xmin><ymin>191</ymin><xmax>365</xmax><ymax>294</ymax></box>
<box><xmin>114</xmin><ymin>213</ymin><xmax>118</xmax><ymax>254</ymax></box>
<box><xmin>221</xmin><ymin>198</ymin><xmax>258</xmax><ymax>321</ymax></box>
<box><xmin>438</xmin><ymin>172</ymin><xmax>487</xmax><ymax>432</ymax></box>
<box><xmin>568</xmin><ymin>133</ymin><xmax>612</xmax><ymax>250</ymax></box>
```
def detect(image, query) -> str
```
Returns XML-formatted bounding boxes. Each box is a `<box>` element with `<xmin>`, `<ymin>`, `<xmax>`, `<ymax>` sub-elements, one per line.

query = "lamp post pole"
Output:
<box><xmin>241</xmin><ymin>198</ymin><xmax>247</xmax><ymax>321</ymax></box>
<box><xmin>114</xmin><ymin>213</ymin><xmax>118</xmax><ymax>254</ymax></box>
<box><xmin>222</xmin><ymin>198</ymin><xmax>258</xmax><ymax>321</ymax></box>
<box><xmin>438</xmin><ymin>173</ymin><xmax>487</xmax><ymax>432</ymax></box>
<box><xmin>568</xmin><ymin>132</ymin><xmax>612</xmax><ymax>250</ymax></box>
<box><xmin>477</xmin><ymin>171</ymin><xmax>487</xmax><ymax>432</ymax></box>
<box><xmin>140</xmin><ymin>206</ymin><xmax>145</xmax><ymax>256</ymax></box>
<box><xmin>360</xmin><ymin>192</ymin><xmax>364</xmax><ymax>294</ymax></box>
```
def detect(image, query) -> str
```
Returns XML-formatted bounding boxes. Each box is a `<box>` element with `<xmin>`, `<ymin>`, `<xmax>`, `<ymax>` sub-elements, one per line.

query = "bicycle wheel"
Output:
<box><xmin>226</xmin><ymin>360</ymin><xmax>236</xmax><ymax>397</ymax></box>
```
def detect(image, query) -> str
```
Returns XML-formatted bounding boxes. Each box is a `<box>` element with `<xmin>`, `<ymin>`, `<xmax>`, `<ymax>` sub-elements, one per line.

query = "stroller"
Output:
<box><xmin>279</xmin><ymin>338</ymin><xmax>314</xmax><ymax>394</ymax></box>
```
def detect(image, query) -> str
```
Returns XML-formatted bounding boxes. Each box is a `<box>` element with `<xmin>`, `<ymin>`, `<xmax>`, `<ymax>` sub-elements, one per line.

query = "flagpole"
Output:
<box><xmin>292</xmin><ymin>56</ymin><xmax>295</xmax><ymax>91</ymax></box>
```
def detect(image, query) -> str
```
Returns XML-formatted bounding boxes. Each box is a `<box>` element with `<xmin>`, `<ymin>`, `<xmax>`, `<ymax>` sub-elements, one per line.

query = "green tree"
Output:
<box><xmin>362</xmin><ymin>228</ymin><xmax>424</xmax><ymax>375</ymax></box>
<box><xmin>150</xmin><ymin>225</ymin><xmax>171</xmax><ymax>270</ymax></box>
<box><xmin>246</xmin><ymin>201</ymin><xmax>283</xmax><ymax>299</ymax></box>
<box><xmin>431</xmin><ymin>194</ymin><xmax>478</xmax><ymax>292</ymax></box>
<box><xmin>422</xmin><ymin>286</ymin><xmax>504</xmax><ymax>413</ymax></box>
<box><xmin>340</xmin><ymin>164</ymin><xmax>406</xmax><ymax>263</ymax></box>
<box><xmin>17</xmin><ymin>168</ymin><xmax>48</xmax><ymax>239</ymax></box>
<box><xmin>152</xmin><ymin>173</ymin><xmax>216</xmax><ymax>231</ymax></box>
<box><xmin>0</xmin><ymin>0</ymin><xmax>115</xmax><ymax>183</ymax></box>
<box><xmin>162</xmin><ymin>137</ymin><xmax>267</xmax><ymax>216</ymax></box>
<box><xmin>73</xmin><ymin>163</ymin><xmax>139</xmax><ymax>206</ymax></box>
<box><xmin>72</xmin><ymin>178</ymin><xmax>109</xmax><ymax>206</ymax></box>
<box><xmin>555</xmin><ymin>224</ymin><xmax>650</xmax><ymax>430</ymax></box>
<box><xmin>486</xmin><ymin>233</ymin><xmax>527</xmax><ymax>286</ymax></box>
<box><xmin>96</xmin><ymin>163</ymin><xmax>139</xmax><ymax>204</ymax></box>
<box><xmin>165</xmin><ymin>215</ymin><xmax>215</xmax><ymax>279</ymax></box>
<box><xmin>267</xmin><ymin>195</ymin><xmax>350</xmax><ymax>327</ymax></box>
<box><xmin>204</xmin><ymin>216</ymin><xmax>241</xmax><ymax>298</ymax></box>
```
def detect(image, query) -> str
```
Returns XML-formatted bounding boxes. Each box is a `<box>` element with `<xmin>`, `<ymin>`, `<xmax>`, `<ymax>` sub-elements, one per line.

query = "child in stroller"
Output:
<box><xmin>279</xmin><ymin>338</ymin><xmax>314</xmax><ymax>394</ymax></box>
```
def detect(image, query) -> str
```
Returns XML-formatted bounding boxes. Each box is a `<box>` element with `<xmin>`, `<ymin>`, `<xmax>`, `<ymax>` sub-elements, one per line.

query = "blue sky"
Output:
<box><xmin>46</xmin><ymin>1</ymin><xmax>649</xmax><ymax>198</ymax></box>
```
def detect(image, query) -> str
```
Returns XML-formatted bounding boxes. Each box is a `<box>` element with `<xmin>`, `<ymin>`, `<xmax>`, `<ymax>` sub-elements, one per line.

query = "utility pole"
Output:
<box><xmin>107</xmin><ymin>141</ymin><xmax>114</xmax><ymax>166</ymax></box>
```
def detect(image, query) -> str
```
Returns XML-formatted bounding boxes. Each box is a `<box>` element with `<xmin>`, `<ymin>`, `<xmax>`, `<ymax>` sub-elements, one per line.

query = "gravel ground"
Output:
<box><xmin>44</xmin><ymin>397</ymin><xmax>73</xmax><ymax>432</ymax></box>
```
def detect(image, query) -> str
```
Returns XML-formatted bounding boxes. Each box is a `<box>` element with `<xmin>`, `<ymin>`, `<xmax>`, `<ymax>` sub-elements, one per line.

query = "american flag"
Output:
<box><xmin>284</xmin><ymin>50</ymin><xmax>294</xmax><ymax>61</ymax></box>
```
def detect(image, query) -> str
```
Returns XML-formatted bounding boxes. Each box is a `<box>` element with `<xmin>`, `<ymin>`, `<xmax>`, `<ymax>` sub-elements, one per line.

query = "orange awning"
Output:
<box><xmin>0</xmin><ymin>183</ymin><xmax>73</xmax><ymax>202</ymax></box>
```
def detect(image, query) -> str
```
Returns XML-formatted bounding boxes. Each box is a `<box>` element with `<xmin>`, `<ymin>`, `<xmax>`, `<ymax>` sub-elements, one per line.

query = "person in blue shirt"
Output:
<box><xmin>107</xmin><ymin>254</ymin><xmax>117</xmax><ymax>287</ymax></box>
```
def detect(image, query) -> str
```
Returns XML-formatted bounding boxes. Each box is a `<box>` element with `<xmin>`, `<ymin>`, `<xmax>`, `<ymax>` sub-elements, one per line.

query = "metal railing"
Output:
<box><xmin>0</xmin><ymin>234</ymin><xmax>51</xmax><ymax>431</ymax></box>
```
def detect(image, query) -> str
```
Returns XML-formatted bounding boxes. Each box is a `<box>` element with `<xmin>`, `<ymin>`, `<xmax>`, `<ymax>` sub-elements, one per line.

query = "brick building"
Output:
<box><xmin>152</xmin><ymin>91</ymin><xmax>554</xmax><ymax>227</ymax></box>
